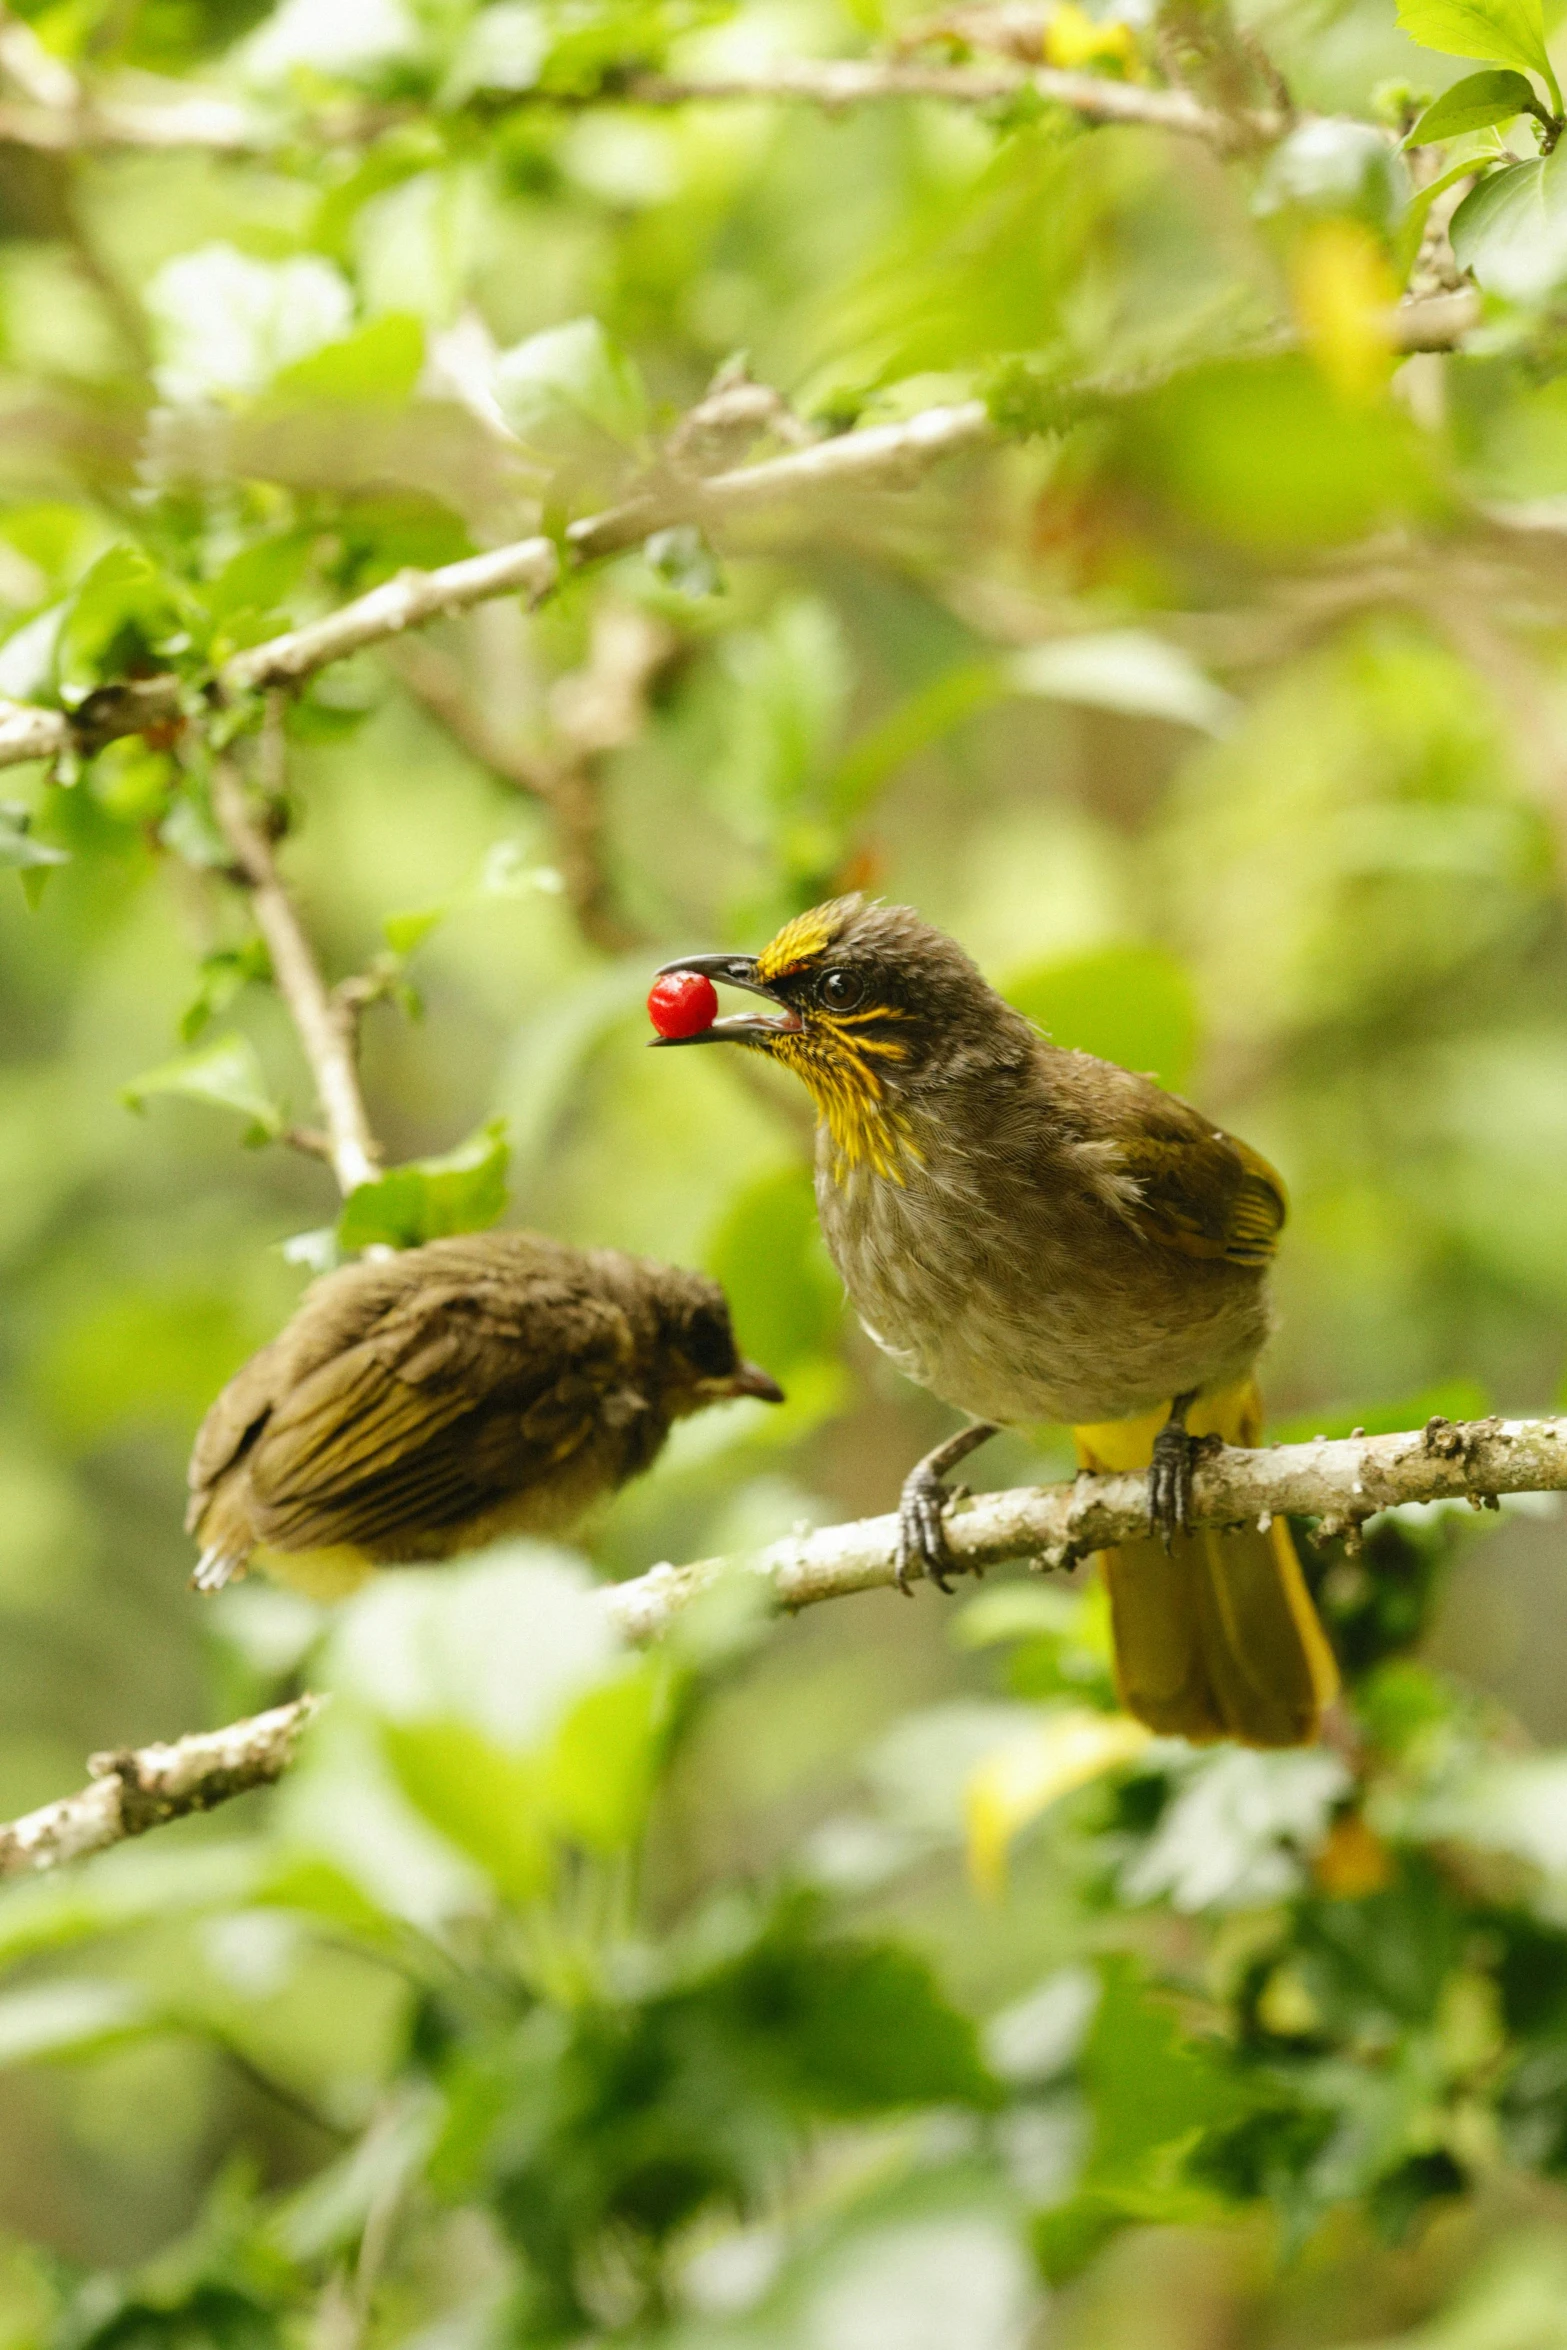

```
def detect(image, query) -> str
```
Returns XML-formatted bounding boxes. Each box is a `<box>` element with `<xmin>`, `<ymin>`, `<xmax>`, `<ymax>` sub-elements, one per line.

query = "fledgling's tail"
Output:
<box><xmin>191</xmin><ymin>1546</ymin><xmax>246</xmax><ymax>1593</ymax></box>
<box><xmin>1073</xmin><ymin>1381</ymin><xmax>1339</xmax><ymax>1748</ymax></box>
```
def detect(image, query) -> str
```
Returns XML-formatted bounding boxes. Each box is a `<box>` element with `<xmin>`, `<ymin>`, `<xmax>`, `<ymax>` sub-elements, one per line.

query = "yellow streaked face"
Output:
<box><xmin>652</xmin><ymin>905</ymin><xmax>918</xmax><ymax>1177</ymax></box>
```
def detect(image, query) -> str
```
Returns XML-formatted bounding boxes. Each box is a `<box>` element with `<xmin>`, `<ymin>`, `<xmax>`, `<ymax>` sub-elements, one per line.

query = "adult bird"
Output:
<box><xmin>187</xmin><ymin>1231</ymin><xmax>783</xmax><ymax>1598</ymax></box>
<box><xmin>653</xmin><ymin>896</ymin><xmax>1337</xmax><ymax>1747</ymax></box>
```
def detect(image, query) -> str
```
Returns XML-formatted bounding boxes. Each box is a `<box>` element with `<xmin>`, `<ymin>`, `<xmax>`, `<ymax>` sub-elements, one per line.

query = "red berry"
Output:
<box><xmin>648</xmin><ymin>971</ymin><xmax>718</xmax><ymax>1039</ymax></box>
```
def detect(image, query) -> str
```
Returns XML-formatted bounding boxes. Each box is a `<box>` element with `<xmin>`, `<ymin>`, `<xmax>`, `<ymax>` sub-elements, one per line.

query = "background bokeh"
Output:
<box><xmin>3</xmin><ymin>0</ymin><xmax>1567</xmax><ymax>2338</ymax></box>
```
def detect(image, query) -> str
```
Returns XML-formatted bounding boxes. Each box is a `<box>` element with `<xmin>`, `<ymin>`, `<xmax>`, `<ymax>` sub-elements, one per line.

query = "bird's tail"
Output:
<box><xmin>1072</xmin><ymin>1380</ymin><xmax>1339</xmax><ymax>1748</ymax></box>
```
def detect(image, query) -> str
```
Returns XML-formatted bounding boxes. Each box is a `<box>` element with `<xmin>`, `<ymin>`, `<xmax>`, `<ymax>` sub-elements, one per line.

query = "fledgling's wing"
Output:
<box><xmin>186</xmin><ymin>1339</ymin><xmax>286</xmax><ymax>1532</ymax></box>
<box><xmin>244</xmin><ymin>1273</ymin><xmax>640</xmax><ymax>1555</ymax></box>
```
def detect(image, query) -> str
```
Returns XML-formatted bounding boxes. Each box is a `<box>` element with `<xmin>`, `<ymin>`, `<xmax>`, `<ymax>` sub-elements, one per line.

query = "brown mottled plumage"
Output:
<box><xmin>187</xmin><ymin>1231</ymin><xmax>782</xmax><ymax>1597</ymax></box>
<box><xmin>654</xmin><ymin>897</ymin><xmax>1338</xmax><ymax>1748</ymax></box>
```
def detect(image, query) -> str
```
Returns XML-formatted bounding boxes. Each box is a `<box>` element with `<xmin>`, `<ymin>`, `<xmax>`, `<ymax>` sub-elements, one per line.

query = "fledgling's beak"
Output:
<box><xmin>649</xmin><ymin>953</ymin><xmax>803</xmax><ymax>1046</ymax></box>
<box><xmin>722</xmin><ymin>1359</ymin><xmax>787</xmax><ymax>1403</ymax></box>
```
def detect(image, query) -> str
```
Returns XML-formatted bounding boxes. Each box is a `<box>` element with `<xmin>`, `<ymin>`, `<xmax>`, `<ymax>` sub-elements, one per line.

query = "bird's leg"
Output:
<box><xmin>896</xmin><ymin>1422</ymin><xmax>999</xmax><ymax>1595</ymax></box>
<box><xmin>1148</xmin><ymin>1389</ymin><xmax>1201</xmax><ymax>1549</ymax></box>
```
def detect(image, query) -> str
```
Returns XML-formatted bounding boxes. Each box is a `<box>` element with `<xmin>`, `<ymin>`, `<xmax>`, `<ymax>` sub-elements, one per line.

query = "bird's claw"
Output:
<box><xmin>1148</xmin><ymin>1423</ymin><xmax>1196</xmax><ymax>1549</ymax></box>
<box><xmin>896</xmin><ymin>1465</ymin><xmax>974</xmax><ymax>1595</ymax></box>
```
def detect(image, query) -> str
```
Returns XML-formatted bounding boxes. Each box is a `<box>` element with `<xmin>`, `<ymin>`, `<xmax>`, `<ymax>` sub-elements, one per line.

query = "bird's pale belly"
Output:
<box><xmin>821</xmin><ymin>1159</ymin><xmax>1269</xmax><ymax>1428</ymax></box>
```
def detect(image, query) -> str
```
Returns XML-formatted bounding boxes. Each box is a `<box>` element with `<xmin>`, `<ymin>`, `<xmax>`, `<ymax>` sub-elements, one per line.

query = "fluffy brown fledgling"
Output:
<box><xmin>653</xmin><ymin>896</ymin><xmax>1338</xmax><ymax>1748</ymax></box>
<box><xmin>187</xmin><ymin>1231</ymin><xmax>783</xmax><ymax>1599</ymax></box>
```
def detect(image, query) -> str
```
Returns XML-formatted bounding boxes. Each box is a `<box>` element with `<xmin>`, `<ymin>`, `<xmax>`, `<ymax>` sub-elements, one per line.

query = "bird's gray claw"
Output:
<box><xmin>1147</xmin><ymin>1426</ymin><xmax>1196</xmax><ymax>1549</ymax></box>
<box><xmin>896</xmin><ymin>1466</ymin><xmax>969</xmax><ymax>1594</ymax></box>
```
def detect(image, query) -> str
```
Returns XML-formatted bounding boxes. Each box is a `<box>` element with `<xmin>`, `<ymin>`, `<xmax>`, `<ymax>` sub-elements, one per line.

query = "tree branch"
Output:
<box><xmin>208</xmin><ymin>747</ymin><xmax>384</xmax><ymax>1195</ymax></box>
<box><xmin>0</xmin><ymin>56</ymin><xmax>1266</xmax><ymax>153</ymax></box>
<box><xmin>0</xmin><ymin>398</ymin><xmax>990</xmax><ymax>776</ymax></box>
<box><xmin>0</xmin><ymin>1696</ymin><xmax>320</xmax><ymax>1879</ymax></box>
<box><xmin>625</xmin><ymin>60</ymin><xmax>1259</xmax><ymax>143</ymax></box>
<box><xmin>2</xmin><ymin>1416</ymin><xmax>1561</xmax><ymax>1875</ymax></box>
<box><xmin>0</xmin><ymin>301</ymin><xmax>1490</xmax><ymax>785</ymax></box>
<box><xmin>599</xmin><ymin>1413</ymin><xmax>1567</xmax><ymax>1639</ymax></box>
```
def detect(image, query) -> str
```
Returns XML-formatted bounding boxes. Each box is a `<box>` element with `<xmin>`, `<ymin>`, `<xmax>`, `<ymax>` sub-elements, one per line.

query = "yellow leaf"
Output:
<box><xmin>965</xmin><ymin>1709</ymin><xmax>1152</xmax><ymax>1898</ymax></box>
<box><xmin>1291</xmin><ymin>219</ymin><xmax>1398</xmax><ymax>404</ymax></box>
<box><xmin>1043</xmin><ymin>2</ymin><xmax>1137</xmax><ymax>71</ymax></box>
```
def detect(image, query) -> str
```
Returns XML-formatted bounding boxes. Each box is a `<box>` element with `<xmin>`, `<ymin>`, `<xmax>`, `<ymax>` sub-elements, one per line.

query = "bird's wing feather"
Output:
<box><xmin>1108</xmin><ymin>1120</ymin><xmax>1287</xmax><ymax>1267</ymax></box>
<box><xmin>186</xmin><ymin>1339</ymin><xmax>285</xmax><ymax>1526</ymax></box>
<box><xmin>245</xmin><ymin>1282</ymin><xmax>638</xmax><ymax>1554</ymax></box>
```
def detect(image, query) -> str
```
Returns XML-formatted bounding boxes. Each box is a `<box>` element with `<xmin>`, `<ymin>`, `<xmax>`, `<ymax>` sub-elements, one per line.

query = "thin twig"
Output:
<box><xmin>625</xmin><ymin>59</ymin><xmax>1258</xmax><ymax>141</ymax></box>
<box><xmin>208</xmin><ymin>752</ymin><xmax>383</xmax><ymax>1195</ymax></box>
<box><xmin>0</xmin><ymin>300</ymin><xmax>1497</xmax><ymax>783</ymax></box>
<box><xmin>393</xmin><ymin>600</ymin><xmax>673</xmax><ymax>953</ymax></box>
<box><xmin>0</xmin><ymin>1695</ymin><xmax>320</xmax><ymax>1878</ymax></box>
<box><xmin>0</xmin><ymin>50</ymin><xmax>1269</xmax><ymax>154</ymax></box>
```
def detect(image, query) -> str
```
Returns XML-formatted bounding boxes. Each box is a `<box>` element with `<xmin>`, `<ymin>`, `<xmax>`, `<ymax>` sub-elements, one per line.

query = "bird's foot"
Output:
<box><xmin>1147</xmin><ymin>1427</ymin><xmax>1193</xmax><ymax>1548</ymax></box>
<box><xmin>896</xmin><ymin>1463</ymin><xmax>970</xmax><ymax>1594</ymax></box>
<box><xmin>1148</xmin><ymin>1395</ymin><xmax>1210</xmax><ymax>1548</ymax></box>
<box><xmin>894</xmin><ymin>1422</ymin><xmax>999</xmax><ymax>1594</ymax></box>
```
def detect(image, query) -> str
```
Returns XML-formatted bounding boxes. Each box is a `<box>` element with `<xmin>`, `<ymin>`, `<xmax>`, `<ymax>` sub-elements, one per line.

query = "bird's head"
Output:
<box><xmin>653</xmin><ymin>896</ymin><xmax>1030</xmax><ymax>1177</ymax></box>
<box><xmin>644</xmin><ymin>1266</ymin><xmax>785</xmax><ymax>1418</ymax></box>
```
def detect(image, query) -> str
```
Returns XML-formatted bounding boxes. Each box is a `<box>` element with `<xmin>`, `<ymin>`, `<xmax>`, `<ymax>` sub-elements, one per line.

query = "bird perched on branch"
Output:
<box><xmin>187</xmin><ymin>1232</ymin><xmax>783</xmax><ymax>1599</ymax></box>
<box><xmin>653</xmin><ymin>896</ymin><xmax>1338</xmax><ymax>1748</ymax></box>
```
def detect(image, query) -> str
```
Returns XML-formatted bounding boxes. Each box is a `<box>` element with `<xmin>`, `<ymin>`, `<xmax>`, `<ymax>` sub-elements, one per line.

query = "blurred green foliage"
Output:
<box><xmin>2</xmin><ymin>0</ymin><xmax>1567</xmax><ymax>2336</ymax></box>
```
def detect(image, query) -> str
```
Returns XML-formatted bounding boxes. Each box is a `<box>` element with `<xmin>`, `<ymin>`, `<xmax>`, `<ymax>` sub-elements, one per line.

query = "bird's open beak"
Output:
<box><xmin>649</xmin><ymin>953</ymin><xmax>803</xmax><ymax>1046</ymax></box>
<box><xmin>723</xmin><ymin>1360</ymin><xmax>787</xmax><ymax>1403</ymax></box>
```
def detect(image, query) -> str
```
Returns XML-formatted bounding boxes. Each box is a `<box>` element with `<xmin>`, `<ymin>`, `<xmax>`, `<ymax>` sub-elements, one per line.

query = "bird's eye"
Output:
<box><xmin>683</xmin><ymin>1310</ymin><xmax>735</xmax><ymax>1377</ymax></box>
<box><xmin>818</xmin><ymin>967</ymin><xmax>865</xmax><ymax>1011</ymax></box>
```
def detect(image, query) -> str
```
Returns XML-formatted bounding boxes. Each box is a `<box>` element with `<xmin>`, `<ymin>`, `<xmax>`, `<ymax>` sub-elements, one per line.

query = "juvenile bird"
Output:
<box><xmin>653</xmin><ymin>897</ymin><xmax>1338</xmax><ymax>1748</ymax></box>
<box><xmin>187</xmin><ymin>1231</ymin><xmax>783</xmax><ymax>1598</ymax></box>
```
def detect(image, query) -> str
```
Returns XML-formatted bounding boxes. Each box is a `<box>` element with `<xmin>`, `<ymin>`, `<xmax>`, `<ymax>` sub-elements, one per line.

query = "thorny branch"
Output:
<box><xmin>0</xmin><ymin>1696</ymin><xmax>320</xmax><ymax>1879</ymax></box>
<box><xmin>1</xmin><ymin>1416</ymin><xmax>1562</xmax><ymax>1876</ymax></box>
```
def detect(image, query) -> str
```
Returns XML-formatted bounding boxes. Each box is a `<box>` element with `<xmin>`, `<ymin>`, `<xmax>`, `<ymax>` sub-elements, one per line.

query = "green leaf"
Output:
<box><xmin>1034</xmin><ymin>1956</ymin><xmax>1259</xmax><ymax>2276</ymax></box>
<box><xmin>179</xmin><ymin>939</ymin><xmax>272</xmax><ymax>1044</ymax></box>
<box><xmin>0</xmin><ymin>1979</ymin><xmax>150</xmax><ymax>2066</ymax></box>
<box><xmin>268</xmin><ymin>314</ymin><xmax>425</xmax><ymax>407</ymax></box>
<box><xmin>120</xmin><ymin>1034</ymin><xmax>285</xmax><ymax>1140</ymax></box>
<box><xmin>493</xmin><ymin>317</ymin><xmax>650</xmax><ymax>450</ymax></box>
<box><xmin>1450</xmin><ymin>151</ymin><xmax>1567</xmax><ymax>296</ymax></box>
<box><xmin>146</xmin><ymin>243</ymin><xmax>355</xmax><ymax>404</ymax></box>
<box><xmin>381</xmin><ymin>1721</ymin><xmax>554</xmax><ymax>1902</ymax></box>
<box><xmin>0</xmin><ymin>1847</ymin><xmax>269</xmax><ymax>1968</ymax></box>
<box><xmin>1406</xmin><ymin>65</ymin><xmax>1542</xmax><ymax>138</ymax></box>
<box><xmin>712</xmin><ymin>1912</ymin><xmax>1000</xmax><ymax>2116</ymax></box>
<box><xmin>0</xmin><ymin>802</ymin><xmax>67</xmax><ymax>873</ymax></box>
<box><xmin>1082</xmin><ymin>1959</ymin><xmax>1252</xmax><ymax>2189</ymax></box>
<box><xmin>56</xmin><ymin>544</ymin><xmax>194</xmax><ymax>706</ymax></box>
<box><xmin>336</xmin><ymin>1119</ymin><xmax>509</xmax><ymax>1251</ymax></box>
<box><xmin>543</xmin><ymin>1663</ymin><xmax>669</xmax><ymax>1853</ymax></box>
<box><xmin>382</xmin><ymin>904</ymin><xmax>446</xmax><ymax>957</ymax></box>
<box><xmin>1396</xmin><ymin>0</ymin><xmax>1555</xmax><ymax>92</ymax></box>
<box><xmin>198</xmin><ymin>532</ymin><xmax>318</xmax><ymax>655</ymax></box>
<box><xmin>1000</xmin><ymin>943</ymin><xmax>1200</xmax><ymax>1090</ymax></box>
<box><xmin>706</xmin><ymin>1166</ymin><xmax>843</xmax><ymax>1377</ymax></box>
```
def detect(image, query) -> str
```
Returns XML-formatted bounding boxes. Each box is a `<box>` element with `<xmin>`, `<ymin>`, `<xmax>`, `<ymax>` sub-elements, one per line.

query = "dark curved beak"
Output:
<box><xmin>649</xmin><ymin>953</ymin><xmax>803</xmax><ymax>1046</ymax></box>
<box><xmin>726</xmin><ymin>1359</ymin><xmax>786</xmax><ymax>1403</ymax></box>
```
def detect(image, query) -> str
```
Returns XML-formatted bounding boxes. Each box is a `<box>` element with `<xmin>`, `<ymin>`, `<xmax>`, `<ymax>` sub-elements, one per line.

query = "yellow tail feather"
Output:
<box><xmin>1073</xmin><ymin>1380</ymin><xmax>1339</xmax><ymax>1748</ymax></box>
